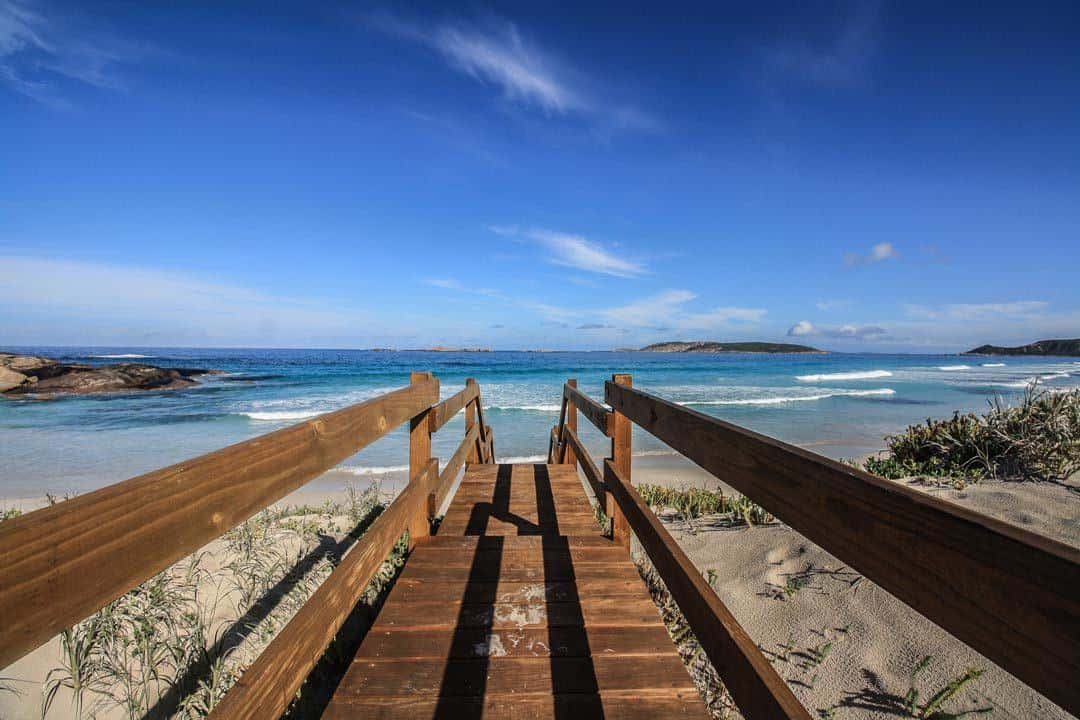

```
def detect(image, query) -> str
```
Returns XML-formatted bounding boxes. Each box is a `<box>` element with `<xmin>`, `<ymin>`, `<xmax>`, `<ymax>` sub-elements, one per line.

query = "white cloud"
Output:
<box><xmin>844</xmin><ymin>241</ymin><xmax>898</xmax><ymax>267</ymax></box>
<box><xmin>603</xmin><ymin>290</ymin><xmax>765</xmax><ymax>330</ymax></box>
<box><xmin>0</xmin><ymin>0</ymin><xmax>133</xmax><ymax>105</ymax></box>
<box><xmin>787</xmin><ymin>320</ymin><xmax>888</xmax><ymax>340</ymax></box>
<box><xmin>0</xmin><ymin>256</ymin><xmax>372</xmax><ymax>345</ymax></box>
<box><xmin>370</xmin><ymin>14</ymin><xmax>653</xmax><ymax>130</ymax></box>
<box><xmin>904</xmin><ymin>301</ymin><xmax>1049</xmax><ymax>320</ymax></box>
<box><xmin>815</xmin><ymin>299</ymin><xmax>848</xmax><ymax>311</ymax></box>
<box><xmin>526</xmin><ymin>229</ymin><xmax>646</xmax><ymax>278</ymax></box>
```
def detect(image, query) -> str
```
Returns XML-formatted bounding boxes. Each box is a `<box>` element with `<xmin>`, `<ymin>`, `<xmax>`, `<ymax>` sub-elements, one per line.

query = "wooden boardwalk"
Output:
<box><xmin>322</xmin><ymin>463</ymin><xmax>709</xmax><ymax>718</ymax></box>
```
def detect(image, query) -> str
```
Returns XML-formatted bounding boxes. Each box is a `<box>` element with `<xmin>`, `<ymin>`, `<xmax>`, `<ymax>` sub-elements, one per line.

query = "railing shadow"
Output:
<box><xmin>144</xmin><ymin>506</ymin><xmax>385</xmax><ymax>720</ymax></box>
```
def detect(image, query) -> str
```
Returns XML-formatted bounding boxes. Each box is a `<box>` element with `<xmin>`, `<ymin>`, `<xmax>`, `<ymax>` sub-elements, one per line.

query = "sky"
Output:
<box><xmin>1</xmin><ymin>0</ymin><xmax>1078</xmax><ymax>352</ymax></box>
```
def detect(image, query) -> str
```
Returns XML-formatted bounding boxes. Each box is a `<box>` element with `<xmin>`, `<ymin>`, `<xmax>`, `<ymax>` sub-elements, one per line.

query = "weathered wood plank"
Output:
<box><xmin>606</xmin><ymin>381</ymin><xmax>1080</xmax><ymax>714</ymax></box>
<box><xmin>334</xmin><ymin>655</ymin><xmax>694</xmax><ymax>696</ymax></box>
<box><xmin>207</xmin><ymin>459</ymin><xmax>440</xmax><ymax>720</ymax></box>
<box><xmin>372</xmin><ymin>597</ymin><xmax>664</xmax><ymax>630</ymax></box>
<box><xmin>397</xmin><ymin>556</ymin><xmax>641</xmax><ymax>583</ymax></box>
<box><xmin>386</xmin><ymin>577</ymin><xmax>648</xmax><ymax>604</ymax></box>
<box><xmin>602</xmin><ymin>459</ymin><xmax>811</xmax><ymax>720</ymax></box>
<box><xmin>356</xmin><ymin>624</ymin><xmax>680</xmax><ymax>660</ymax></box>
<box><xmin>433</xmin><ymin>422</ymin><xmax>479</xmax><ymax>512</ymax></box>
<box><xmin>323</xmin><ymin>689</ymin><xmax>710</xmax><ymax>720</ymax></box>
<box><xmin>0</xmin><ymin>377</ymin><xmax>439</xmax><ymax>668</ymax></box>
<box><xmin>565</xmin><ymin>382</ymin><xmax>612</xmax><ymax>436</ymax></box>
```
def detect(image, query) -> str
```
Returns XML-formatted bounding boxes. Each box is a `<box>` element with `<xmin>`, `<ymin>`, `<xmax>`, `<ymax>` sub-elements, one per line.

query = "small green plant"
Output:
<box><xmin>776</xmin><ymin>635</ymin><xmax>795</xmax><ymax>663</ymax></box>
<box><xmin>904</xmin><ymin>655</ymin><xmax>991</xmax><ymax>719</ymax></box>
<box><xmin>1</xmin><ymin>507</ymin><xmax>21</xmax><ymax>522</ymax></box>
<box><xmin>806</xmin><ymin>641</ymin><xmax>833</xmax><ymax>668</ymax></box>
<box><xmin>705</xmin><ymin>569</ymin><xmax>718</xmax><ymax>587</ymax></box>
<box><xmin>783</xmin><ymin>575</ymin><xmax>809</xmax><ymax>598</ymax></box>
<box><xmin>637</xmin><ymin>484</ymin><xmax>774</xmax><ymax>528</ymax></box>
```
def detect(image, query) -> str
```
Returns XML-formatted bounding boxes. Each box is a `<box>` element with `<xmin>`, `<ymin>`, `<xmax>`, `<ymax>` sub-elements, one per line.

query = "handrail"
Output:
<box><xmin>604</xmin><ymin>379</ymin><xmax>1080</xmax><ymax>714</ymax></box>
<box><xmin>428</xmin><ymin>382</ymin><xmax>478</xmax><ymax>433</ymax></box>
<box><xmin>208</xmin><ymin>458</ymin><xmax>440</xmax><ymax>720</ymax></box>
<box><xmin>0</xmin><ymin>373</ymin><xmax>494</xmax><ymax>692</ymax></box>
<box><xmin>564</xmin><ymin>381</ymin><xmax>612</xmax><ymax>436</ymax></box>
<box><xmin>603</xmin><ymin>459</ymin><xmax>811</xmax><ymax>719</ymax></box>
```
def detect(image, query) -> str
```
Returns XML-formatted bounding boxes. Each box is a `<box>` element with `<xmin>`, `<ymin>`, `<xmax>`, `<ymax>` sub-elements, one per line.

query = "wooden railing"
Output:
<box><xmin>551</xmin><ymin>375</ymin><xmax>1080</xmax><ymax>719</ymax></box>
<box><xmin>0</xmin><ymin>372</ymin><xmax>494</xmax><ymax>719</ymax></box>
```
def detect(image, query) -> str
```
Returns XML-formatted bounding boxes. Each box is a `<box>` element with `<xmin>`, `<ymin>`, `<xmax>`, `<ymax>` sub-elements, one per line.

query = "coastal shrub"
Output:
<box><xmin>866</xmin><ymin>386</ymin><xmax>1079</xmax><ymax>481</ymax></box>
<box><xmin>637</xmin><ymin>484</ymin><xmax>774</xmax><ymax>527</ymax></box>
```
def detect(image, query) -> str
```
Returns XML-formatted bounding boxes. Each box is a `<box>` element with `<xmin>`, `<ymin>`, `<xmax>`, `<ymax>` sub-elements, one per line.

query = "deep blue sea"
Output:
<box><xmin>2</xmin><ymin>347</ymin><xmax>1078</xmax><ymax>497</ymax></box>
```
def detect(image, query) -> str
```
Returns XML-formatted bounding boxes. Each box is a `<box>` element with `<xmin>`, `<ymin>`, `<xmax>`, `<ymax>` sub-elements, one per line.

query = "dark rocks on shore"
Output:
<box><xmin>0</xmin><ymin>352</ymin><xmax>219</xmax><ymax>397</ymax></box>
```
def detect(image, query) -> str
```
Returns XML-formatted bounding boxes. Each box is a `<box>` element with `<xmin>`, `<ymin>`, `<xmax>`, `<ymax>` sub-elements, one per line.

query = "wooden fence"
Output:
<box><xmin>549</xmin><ymin>374</ymin><xmax>1080</xmax><ymax>718</ymax></box>
<box><xmin>0</xmin><ymin>373</ymin><xmax>494</xmax><ymax>719</ymax></box>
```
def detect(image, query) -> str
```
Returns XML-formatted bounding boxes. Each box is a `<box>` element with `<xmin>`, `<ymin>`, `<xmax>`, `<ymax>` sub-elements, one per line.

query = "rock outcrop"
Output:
<box><xmin>0</xmin><ymin>352</ymin><xmax>217</xmax><ymax>397</ymax></box>
<box><xmin>963</xmin><ymin>339</ymin><xmax>1080</xmax><ymax>357</ymax></box>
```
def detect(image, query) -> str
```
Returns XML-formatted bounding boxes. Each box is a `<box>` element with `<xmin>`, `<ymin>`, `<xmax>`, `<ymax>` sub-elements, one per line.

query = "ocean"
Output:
<box><xmin>2</xmin><ymin>347</ymin><xmax>1078</xmax><ymax>498</ymax></box>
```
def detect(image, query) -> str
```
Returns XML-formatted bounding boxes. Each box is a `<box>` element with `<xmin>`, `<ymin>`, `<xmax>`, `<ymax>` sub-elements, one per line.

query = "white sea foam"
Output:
<box><xmin>680</xmin><ymin>388</ymin><xmax>895</xmax><ymax>406</ymax></box>
<box><xmin>981</xmin><ymin>363</ymin><xmax>1006</xmax><ymax>367</ymax></box>
<box><xmin>938</xmin><ymin>365</ymin><xmax>972</xmax><ymax>371</ymax></box>
<box><xmin>795</xmin><ymin>370</ymin><xmax>892</xmax><ymax>382</ymax></box>
<box><xmin>244</xmin><ymin>410</ymin><xmax>322</xmax><ymax>421</ymax></box>
<box><xmin>485</xmin><ymin>404</ymin><xmax>562</xmax><ymax>412</ymax></box>
<box><xmin>498</xmin><ymin>454</ymin><xmax>550</xmax><ymax>464</ymax></box>
<box><xmin>91</xmin><ymin>353</ymin><xmax>152</xmax><ymax>359</ymax></box>
<box><xmin>336</xmin><ymin>464</ymin><xmax>410</xmax><ymax>476</ymax></box>
<box><xmin>1040</xmin><ymin>372</ymin><xmax>1070</xmax><ymax>380</ymax></box>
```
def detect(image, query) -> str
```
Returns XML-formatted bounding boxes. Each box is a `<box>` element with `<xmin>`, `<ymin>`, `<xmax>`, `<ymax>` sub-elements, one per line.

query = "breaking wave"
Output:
<box><xmin>795</xmin><ymin>370</ymin><xmax>892</xmax><ymax>382</ymax></box>
<box><xmin>680</xmin><ymin>388</ymin><xmax>896</xmax><ymax>406</ymax></box>
<box><xmin>939</xmin><ymin>365</ymin><xmax>972</xmax><ymax>371</ymax></box>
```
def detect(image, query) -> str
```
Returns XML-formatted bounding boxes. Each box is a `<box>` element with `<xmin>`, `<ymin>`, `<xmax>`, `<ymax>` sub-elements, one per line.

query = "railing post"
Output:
<box><xmin>564</xmin><ymin>378</ymin><xmax>578</xmax><ymax>465</ymax></box>
<box><xmin>608</xmin><ymin>373</ymin><xmax>632</xmax><ymax>549</ymax></box>
<box><xmin>409</xmin><ymin>371</ymin><xmax>437</xmax><ymax>543</ymax></box>
<box><xmin>465</xmin><ymin>378</ymin><xmax>480</xmax><ymax>463</ymax></box>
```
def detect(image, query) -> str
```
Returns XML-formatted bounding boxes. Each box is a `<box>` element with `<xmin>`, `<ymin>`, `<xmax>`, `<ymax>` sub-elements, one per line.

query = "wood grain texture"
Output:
<box><xmin>428</xmin><ymin>382</ymin><xmax>479</xmax><ymax>433</ymax></box>
<box><xmin>565</xmin><ymin>381</ymin><xmax>612</xmax><ymax>437</ymax></box>
<box><xmin>434</xmin><ymin>422</ymin><xmax>480</xmax><ymax>513</ymax></box>
<box><xmin>608</xmin><ymin>374</ymin><xmax>633</xmax><ymax>549</ymax></box>
<box><xmin>323</xmin><ymin>463</ymin><xmax>710</xmax><ymax>719</ymax></box>
<box><xmin>603</xmin><ymin>459</ymin><xmax>811</xmax><ymax>720</ymax></box>
<box><xmin>0</xmin><ymin>377</ymin><xmax>438</xmax><ymax>668</ymax></box>
<box><xmin>206</xmin><ymin>458</ymin><xmax>438</xmax><ymax>719</ymax></box>
<box><xmin>606</xmin><ymin>381</ymin><xmax>1080</xmax><ymax>714</ymax></box>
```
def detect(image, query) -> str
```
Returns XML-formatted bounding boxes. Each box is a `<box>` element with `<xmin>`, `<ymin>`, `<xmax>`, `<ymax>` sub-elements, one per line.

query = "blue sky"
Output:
<box><xmin>1</xmin><ymin>0</ymin><xmax>1078</xmax><ymax>351</ymax></box>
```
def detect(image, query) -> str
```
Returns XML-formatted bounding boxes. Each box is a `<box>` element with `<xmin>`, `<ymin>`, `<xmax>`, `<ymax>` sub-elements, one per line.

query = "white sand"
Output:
<box><xmin>634</xmin><ymin>460</ymin><xmax>1078</xmax><ymax>719</ymax></box>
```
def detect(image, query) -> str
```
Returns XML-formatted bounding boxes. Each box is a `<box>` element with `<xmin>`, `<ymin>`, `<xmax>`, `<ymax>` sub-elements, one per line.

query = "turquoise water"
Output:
<box><xmin>2</xmin><ymin>347</ymin><xmax>1078</xmax><ymax>497</ymax></box>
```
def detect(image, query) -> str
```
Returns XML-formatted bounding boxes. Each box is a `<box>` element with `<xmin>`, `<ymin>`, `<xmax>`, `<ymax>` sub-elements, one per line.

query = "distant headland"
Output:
<box><xmin>0</xmin><ymin>352</ymin><xmax>218</xmax><ymax>397</ymax></box>
<box><xmin>635</xmin><ymin>341</ymin><xmax>824</xmax><ymax>354</ymax></box>
<box><xmin>963</xmin><ymin>338</ymin><xmax>1080</xmax><ymax>356</ymax></box>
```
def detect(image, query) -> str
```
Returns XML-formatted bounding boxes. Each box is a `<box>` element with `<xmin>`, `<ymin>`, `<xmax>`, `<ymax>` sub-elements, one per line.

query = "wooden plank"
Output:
<box><xmin>563</xmin><ymin>425</ymin><xmax>603</xmax><ymax>501</ymax></box>
<box><xmin>415</xmin><ymin>535</ymin><xmax>615</xmax><ymax>550</ymax></box>
<box><xmin>373</xmin><ymin>597</ymin><xmax>665</xmax><ymax>630</ymax></box>
<box><xmin>428</xmin><ymin>383</ymin><xmax>479</xmax><ymax>433</ymax></box>
<box><xmin>397</xmin><ymin>555</ymin><xmax>641</xmax><ymax>583</ymax></box>
<box><xmin>563</xmin><ymin>378</ymin><xmax>579</xmax><ymax>465</ymax></box>
<box><xmin>356</xmin><ymin>624</ymin><xmax>680</xmax><ymax>660</ymax></box>
<box><xmin>409</xmin><ymin>545</ymin><xmax>628</xmax><ymax>565</ymax></box>
<box><xmin>207</xmin><ymin>459</ymin><xmax>440</xmax><ymax>720</ymax></box>
<box><xmin>465</xmin><ymin>380</ymin><xmax>479</xmax><ymax>464</ymax></box>
<box><xmin>334</xmin><ymin>655</ymin><xmax>693</xmax><ymax>696</ymax></box>
<box><xmin>602</xmin><ymin>459</ymin><xmax>811</xmax><ymax>720</ymax></box>
<box><xmin>565</xmin><ymin>382</ymin><xmax>612</xmax><ymax>436</ymax></box>
<box><xmin>606</xmin><ymin>381</ymin><xmax>1080</xmax><ymax>715</ymax></box>
<box><xmin>387</xmin><ymin>577</ymin><xmax>648</xmax><ymax>604</ymax></box>
<box><xmin>323</xmin><ymin>689</ymin><xmax>710</xmax><ymax>720</ymax></box>
<box><xmin>0</xmin><ymin>376</ymin><xmax>438</xmax><ymax>669</ymax></box>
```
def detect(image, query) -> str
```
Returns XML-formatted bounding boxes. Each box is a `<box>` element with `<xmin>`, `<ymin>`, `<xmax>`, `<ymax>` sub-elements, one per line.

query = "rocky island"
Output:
<box><xmin>964</xmin><ymin>338</ymin><xmax>1080</xmax><ymax>357</ymax></box>
<box><xmin>637</xmin><ymin>341</ymin><xmax>823</xmax><ymax>353</ymax></box>
<box><xmin>0</xmin><ymin>352</ymin><xmax>219</xmax><ymax>397</ymax></box>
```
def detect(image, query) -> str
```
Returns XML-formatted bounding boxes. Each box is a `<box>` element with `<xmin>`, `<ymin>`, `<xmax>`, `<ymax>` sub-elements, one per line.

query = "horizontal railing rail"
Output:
<box><xmin>603</xmin><ymin>379</ymin><xmax>1080</xmax><ymax>715</ymax></box>
<box><xmin>0</xmin><ymin>371</ymin><xmax>495</xmax><ymax>719</ymax></box>
<box><xmin>552</xmin><ymin>374</ymin><xmax>1080</xmax><ymax>719</ymax></box>
<box><xmin>550</xmin><ymin>374</ymin><xmax>808</xmax><ymax>719</ymax></box>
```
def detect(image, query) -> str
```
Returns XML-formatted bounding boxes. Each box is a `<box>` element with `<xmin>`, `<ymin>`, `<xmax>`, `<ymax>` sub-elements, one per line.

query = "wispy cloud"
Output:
<box><xmin>603</xmin><ymin>290</ymin><xmax>766</xmax><ymax>330</ymax></box>
<box><xmin>422</xmin><ymin>277</ymin><xmax>500</xmax><ymax>296</ymax></box>
<box><xmin>369</xmin><ymin>13</ymin><xmax>654</xmax><ymax>130</ymax></box>
<box><xmin>758</xmin><ymin>0</ymin><xmax>880</xmax><ymax>91</ymax></box>
<box><xmin>577</xmin><ymin>323</ymin><xmax>613</xmax><ymax>330</ymax></box>
<box><xmin>844</xmin><ymin>241</ymin><xmax>898</xmax><ymax>267</ymax></box>
<box><xmin>815</xmin><ymin>299</ymin><xmax>849</xmax><ymax>311</ymax></box>
<box><xmin>527</xmin><ymin>229</ymin><xmax>645</xmax><ymax>278</ymax></box>
<box><xmin>904</xmin><ymin>301</ymin><xmax>1049</xmax><ymax>320</ymax></box>
<box><xmin>0</xmin><ymin>256</ymin><xmax>373</xmax><ymax>345</ymax></box>
<box><xmin>788</xmin><ymin>320</ymin><xmax>888</xmax><ymax>340</ymax></box>
<box><xmin>0</xmin><ymin>0</ymin><xmax>135</xmax><ymax>105</ymax></box>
